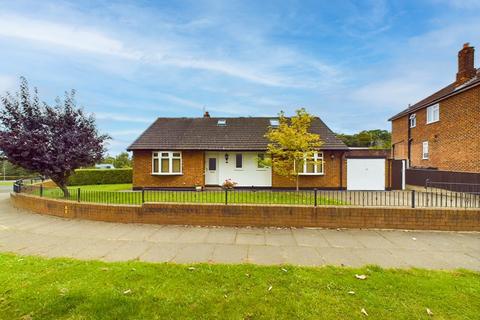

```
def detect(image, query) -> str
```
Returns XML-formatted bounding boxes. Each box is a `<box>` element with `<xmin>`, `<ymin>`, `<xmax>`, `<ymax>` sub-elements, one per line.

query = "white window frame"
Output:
<box><xmin>257</xmin><ymin>153</ymin><xmax>267</xmax><ymax>170</ymax></box>
<box><xmin>426</xmin><ymin>104</ymin><xmax>439</xmax><ymax>124</ymax></box>
<box><xmin>299</xmin><ymin>152</ymin><xmax>324</xmax><ymax>175</ymax></box>
<box><xmin>152</xmin><ymin>151</ymin><xmax>183</xmax><ymax>175</ymax></box>
<box><xmin>422</xmin><ymin>141</ymin><xmax>429</xmax><ymax>160</ymax></box>
<box><xmin>409</xmin><ymin>114</ymin><xmax>416</xmax><ymax>128</ymax></box>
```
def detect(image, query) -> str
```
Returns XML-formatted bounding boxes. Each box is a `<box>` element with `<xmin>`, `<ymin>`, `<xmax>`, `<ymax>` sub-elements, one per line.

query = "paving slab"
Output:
<box><xmin>1</xmin><ymin>193</ymin><xmax>479</xmax><ymax>270</ymax></box>
<box><xmin>212</xmin><ymin>244</ymin><xmax>249</xmax><ymax>264</ymax></box>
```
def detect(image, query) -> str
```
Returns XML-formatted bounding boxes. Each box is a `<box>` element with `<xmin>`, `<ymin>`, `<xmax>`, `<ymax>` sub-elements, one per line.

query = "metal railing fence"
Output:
<box><xmin>14</xmin><ymin>184</ymin><xmax>480</xmax><ymax>208</ymax></box>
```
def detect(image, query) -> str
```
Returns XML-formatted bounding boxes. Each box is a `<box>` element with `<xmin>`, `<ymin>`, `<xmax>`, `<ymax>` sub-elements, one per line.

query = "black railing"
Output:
<box><xmin>15</xmin><ymin>184</ymin><xmax>480</xmax><ymax>208</ymax></box>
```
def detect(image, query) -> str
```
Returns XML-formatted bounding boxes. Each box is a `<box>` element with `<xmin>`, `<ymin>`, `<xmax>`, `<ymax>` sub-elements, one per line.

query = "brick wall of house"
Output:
<box><xmin>391</xmin><ymin>85</ymin><xmax>480</xmax><ymax>173</ymax></box>
<box><xmin>271</xmin><ymin>151</ymin><xmax>345</xmax><ymax>189</ymax></box>
<box><xmin>391</xmin><ymin>115</ymin><xmax>409</xmax><ymax>160</ymax></box>
<box><xmin>11</xmin><ymin>193</ymin><xmax>480</xmax><ymax>231</ymax></box>
<box><xmin>132</xmin><ymin>150</ymin><xmax>205</xmax><ymax>189</ymax></box>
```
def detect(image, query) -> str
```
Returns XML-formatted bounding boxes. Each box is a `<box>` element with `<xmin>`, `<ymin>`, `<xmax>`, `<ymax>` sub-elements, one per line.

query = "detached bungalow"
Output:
<box><xmin>127</xmin><ymin>114</ymin><xmax>352</xmax><ymax>190</ymax></box>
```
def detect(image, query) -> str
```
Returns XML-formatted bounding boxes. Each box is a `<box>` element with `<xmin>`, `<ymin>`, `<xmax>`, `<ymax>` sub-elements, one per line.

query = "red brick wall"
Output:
<box><xmin>391</xmin><ymin>85</ymin><xmax>480</xmax><ymax>172</ymax></box>
<box><xmin>11</xmin><ymin>193</ymin><xmax>480</xmax><ymax>231</ymax></box>
<box><xmin>271</xmin><ymin>151</ymin><xmax>345</xmax><ymax>189</ymax></box>
<box><xmin>132</xmin><ymin>150</ymin><xmax>205</xmax><ymax>189</ymax></box>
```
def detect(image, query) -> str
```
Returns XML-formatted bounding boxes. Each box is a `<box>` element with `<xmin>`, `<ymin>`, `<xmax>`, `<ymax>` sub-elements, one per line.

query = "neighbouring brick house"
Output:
<box><xmin>127</xmin><ymin>115</ymin><xmax>353</xmax><ymax>189</ymax></box>
<box><xmin>389</xmin><ymin>43</ymin><xmax>480</xmax><ymax>182</ymax></box>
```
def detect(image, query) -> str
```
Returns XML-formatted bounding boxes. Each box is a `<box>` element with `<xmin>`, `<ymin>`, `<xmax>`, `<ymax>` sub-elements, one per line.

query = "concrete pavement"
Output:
<box><xmin>1</xmin><ymin>193</ymin><xmax>479</xmax><ymax>270</ymax></box>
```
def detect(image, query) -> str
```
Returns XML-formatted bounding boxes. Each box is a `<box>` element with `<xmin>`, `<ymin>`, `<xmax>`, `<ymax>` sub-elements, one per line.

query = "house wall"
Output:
<box><xmin>391</xmin><ymin>115</ymin><xmax>408</xmax><ymax>160</ymax></box>
<box><xmin>132</xmin><ymin>150</ymin><xmax>205</xmax><ymax>189</ymax></box>
<box><xmin>272</xmin><ymin>151</ymin><xmax>344</xmax><ymax>189</ymax></box>
<box><xmin>205</xmin><ymin>152</ymin><xmax>272</xmax><ymax>187</ymax></box>
<box><xmin>391</xmin><ymin>85</ymin><xmax>480</xmax><ymax>173</ymax></box>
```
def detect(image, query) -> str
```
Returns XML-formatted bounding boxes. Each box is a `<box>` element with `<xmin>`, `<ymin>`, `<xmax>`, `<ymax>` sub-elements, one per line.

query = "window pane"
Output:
<box><xmin>153</xmin><ymin>152</ymin><xmax>159</xmax><ymax>158</ymax></box>
<box><xmin>208</xmin><ymin>158</ymin><xmax>216</xmax><ymax>171</ymax></box>
<box><xmin>172</xmin><ymin>152</ymin><xmax>181</xmax><ymax>158</ymax></box>
<box><xmin>236</xmin><ymin>154</ymin><xmax>243</xmax><ymax>168</ymax></box>
<box><xmin>318</xmin><ymin>160</ymin><xmax>324</xmax><ymax>174</ymax></box>
<box><xmin>161</xmin><ymin>159</ymin><xmax>169</xmax><ymax>172</ymax></box>
<box><xmin>172</xmin><ymin>159</ymin><xmax>181</xmax><ymax>172</ymax></box>
<box><xmin>257</xmin><ymin>154</ymin><xmax>265</xmax><ymax>168</ymax></box>
<box><xmin>306</xmin><ymin>162</ymin><xmax>315</xmax><ymax>173</ymax></box>
<box><xmin>153</xmin><ymin>158</ymin><xmax>159</xmax><ymax>173</ymax></box>
<box><xmin>161</xmin><ymin>152</ymin><xmax>169</xmax><ymax>157</ymax></box>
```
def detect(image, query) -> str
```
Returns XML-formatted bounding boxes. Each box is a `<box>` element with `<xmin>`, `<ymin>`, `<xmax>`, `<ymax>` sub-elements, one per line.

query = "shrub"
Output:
<box><xmin>67</xmin><ymin>168</ymin><xmax>132</xmax><ymax>186</ymax></box>
<box><xmin>222</xmin><ymin>179</ymin><xmax>237</xmax><ymax>189</ymax></box>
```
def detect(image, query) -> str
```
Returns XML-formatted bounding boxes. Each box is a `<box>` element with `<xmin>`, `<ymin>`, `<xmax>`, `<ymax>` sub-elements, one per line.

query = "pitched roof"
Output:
<box><xmin>388</xmin><ymin>71</ymin><xmax>480</xmax><ymax>121</ymax></box>
<box><xmin>127</xmin><ymin>117</ymin><xmax>348</xmax><ymax>151</ymax></box>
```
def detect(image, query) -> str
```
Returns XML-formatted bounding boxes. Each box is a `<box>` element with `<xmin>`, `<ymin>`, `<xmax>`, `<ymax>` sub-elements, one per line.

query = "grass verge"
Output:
<box><xmin>0</xmin><ymin>253</ymin><xmax>478</xmax><ymax>319</ymax></box>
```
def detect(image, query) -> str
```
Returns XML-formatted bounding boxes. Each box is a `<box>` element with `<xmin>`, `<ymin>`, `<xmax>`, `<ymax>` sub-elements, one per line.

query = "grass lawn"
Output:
<box><xmin>0</xmin><ymin>181</ymin><xmax>14</xmax><ymax>186</ymax></box>
<box><xmin>27</xmin><ymin>183</ymin><xmax>345</xmax><ymax>206</ymax></box>
<box><xmin>0</xmin><ymin>254</ymin><xmax>478</xmax><ymax>319</ymax></box>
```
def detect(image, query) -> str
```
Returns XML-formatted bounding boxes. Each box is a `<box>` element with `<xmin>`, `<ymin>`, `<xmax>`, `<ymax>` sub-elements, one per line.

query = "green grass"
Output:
<box><xmin>0</xmin><ymin>181</ymin><xmax>14</xmax><ymax>186</ymax></box>
<box><xmin>26</xmin><ymin>183</ymin><xmax>345</xmax><ymax>206</ymax></box>
<box><xmin>0</xmin><ymin>253</ymin><xmax>478</xmax><ymax>319</ymax></box>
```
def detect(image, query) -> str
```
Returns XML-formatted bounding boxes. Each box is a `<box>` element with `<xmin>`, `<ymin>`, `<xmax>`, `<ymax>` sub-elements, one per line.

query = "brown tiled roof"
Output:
<box><xmin>127</xmin><ymin>117</ymin><xmax>348</xmax><ymax>151</ymax></box>
<box><xmin>388</xmin><ymin>72</ymin><xmax>480</xmax><ymax>121</ymax></box>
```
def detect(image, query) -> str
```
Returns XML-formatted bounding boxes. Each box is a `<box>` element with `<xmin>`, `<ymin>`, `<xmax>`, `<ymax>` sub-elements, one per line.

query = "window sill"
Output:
<box><xmin>426</xmin><ymin>120</ymin><xmax>439</xmax><ymax>125</ymax></box>
<box><xmin>299</xmin><ymin>173</ymin><xmax>324</xmax><ymax>176</ymax></box>
<box><xmin>151</xmin><ymin>173</ymin><xmax>183</xmax><ymax>176</ymax></box>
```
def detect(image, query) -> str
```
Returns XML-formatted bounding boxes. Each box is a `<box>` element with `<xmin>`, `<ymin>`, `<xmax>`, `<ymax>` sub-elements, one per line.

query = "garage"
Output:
<box><xmin>347</xmin><ymin>158</ymin><xmax>386</xmax><ymax>190</ymax></box>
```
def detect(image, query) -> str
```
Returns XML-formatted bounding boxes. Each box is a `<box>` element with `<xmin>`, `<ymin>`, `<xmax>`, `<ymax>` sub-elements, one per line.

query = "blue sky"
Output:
<box><xmin>0</xmin><ymin>0</ymin><xmax>479</xmax><ymax>154</ymax></box>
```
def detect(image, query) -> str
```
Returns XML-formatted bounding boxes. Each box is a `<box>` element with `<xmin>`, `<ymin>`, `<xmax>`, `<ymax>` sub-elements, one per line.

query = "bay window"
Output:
<box><xmin>152</xmin><ymin>151</ymin><xmax>182</xmax><ymax>174</ymax></box>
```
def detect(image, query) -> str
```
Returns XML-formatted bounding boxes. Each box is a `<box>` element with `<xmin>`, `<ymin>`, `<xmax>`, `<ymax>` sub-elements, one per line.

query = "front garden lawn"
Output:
<box><xmin>31</xmin><ymin>183</ymin><xmax>345</xmax><ymax>206</ymax></box>
<box><xmin>0</xmin><ymin>253</ymin><xmax>478</xmax><ymax>319</ymax></box>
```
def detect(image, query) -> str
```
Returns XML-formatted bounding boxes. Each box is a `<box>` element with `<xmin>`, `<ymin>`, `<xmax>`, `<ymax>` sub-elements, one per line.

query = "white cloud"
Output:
<box><xmin>0</xmin><ymin>14</ymin><xmax>141</xmax><ymax>59</ymax></box>
<box><xmin>94</xmin><ymin>112</ymin><xmax>153</xmax><ymax>123</ymax></box>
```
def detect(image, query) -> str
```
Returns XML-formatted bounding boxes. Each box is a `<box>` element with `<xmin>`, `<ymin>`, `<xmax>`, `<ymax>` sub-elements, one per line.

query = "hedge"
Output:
<box><xmin>67</xmin><ymin>168</ymin><xmax>132</xmax><ymax>186</ymax></box>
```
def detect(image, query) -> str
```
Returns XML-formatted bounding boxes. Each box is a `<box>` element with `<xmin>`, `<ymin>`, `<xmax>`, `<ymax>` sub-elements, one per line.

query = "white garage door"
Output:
<box><xmin>347</xmin><ymin>158</ymin><xmax>385</xmax><ymax>190</ymax></box>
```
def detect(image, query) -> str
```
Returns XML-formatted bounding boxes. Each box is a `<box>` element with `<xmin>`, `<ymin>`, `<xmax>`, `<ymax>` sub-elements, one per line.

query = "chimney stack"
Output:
<box><xmin>456</xmin><ymin>43</ymin><xmax>476</xmax><ymax>86</ymax></box>
<box><xmin>203</xmin><ymin>111</ymin><xmax>210</xmax><ymax>118</ymax></box>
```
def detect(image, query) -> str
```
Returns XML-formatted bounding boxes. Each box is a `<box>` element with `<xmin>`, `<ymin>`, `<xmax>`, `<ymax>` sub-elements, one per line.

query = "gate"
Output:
<box><xmin>391</xmin><ymin>160</ymin><xmax>405</xmax><ymax>190</ymax></box>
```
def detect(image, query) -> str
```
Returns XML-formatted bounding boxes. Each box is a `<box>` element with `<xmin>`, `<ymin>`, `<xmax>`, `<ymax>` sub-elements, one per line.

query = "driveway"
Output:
<box><xmin>1</xmin><ymin>193</ymin><xmax>479</xmax><ymax>270</ymax></box>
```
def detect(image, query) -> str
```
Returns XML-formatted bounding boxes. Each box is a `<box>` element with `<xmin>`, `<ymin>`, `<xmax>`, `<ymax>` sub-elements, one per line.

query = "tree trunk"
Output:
<box><xmin>52</xmin><ymin>179</ymin><xmax>70</xmax><ymax>198</ymax></box>
<box><xmin>296</xmin><ymin>173</ymin><xmax>299</xmax><ymax>192</ymax></box>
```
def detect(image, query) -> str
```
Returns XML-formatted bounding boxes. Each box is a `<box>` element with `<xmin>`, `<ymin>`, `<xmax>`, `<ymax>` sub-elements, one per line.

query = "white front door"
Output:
<box><xmin>205</xmin><ymin>152</ymin><xmax>219</xmax><ymax>185</ymax></box>
<box><xmin>347</xmin><ymin>158</ymin><xmax>386</xmax><ymax>190</ymax></box>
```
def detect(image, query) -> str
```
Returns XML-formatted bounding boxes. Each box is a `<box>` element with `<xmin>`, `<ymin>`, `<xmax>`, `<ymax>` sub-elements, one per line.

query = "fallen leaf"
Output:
<box><xmin>281</xmin><ymin>268</ymin><xmax>288</xmax><ymax>273</ymax></box>
<box><xmin>245</xmin><ymin>273</ymin><xmax>250</xmax><ymax>277</ymax></box>
<box><xmin>355</xmin><ymin>274</ymin><xmax>367</xmax><ymax>280</ymax></box>
<box><xmin>426</xmin><ymin>308</ymin><xmax>434</xmax><ymax>316</ymax></box>
<box><xmin>123</xmin><ymin>289</ymin><xmax>132</xmax><ymax>295</ymax></box>
<box><xmin>348</xmin><ymin>291</ymin><xmax>355</xmax><ymax>295</ymax></box>
<box><xmin>131</xmin><ymin>268</ymin><xmax>137</xmax><ymax>271</ymax></box>
<box><xmin>412</xmin><ymin>237</ymin><xmax>417</xmax><ymax>241</ymax></box>
<box><xmin>224</xmin><ymin>294</ymin><xmax>228</xmax><ymax>298</ymax></box>
<box><xmin>268</xmin><ymin>285</ymin><xmax>272</xmax><ymax>291</ymax></box>
<box><xmin>361</xmin><ymin>308</ymin><xmax>368</xmax><ymax>316</ymax></box>
<box><xmin>188</xmin><ymin>267</ymin><xmax>195</xmax><ymax>271</ymax></box>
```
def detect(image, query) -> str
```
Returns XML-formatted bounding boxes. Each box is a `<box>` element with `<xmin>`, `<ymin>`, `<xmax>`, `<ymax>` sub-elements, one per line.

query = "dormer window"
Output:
<box><xmin>269</xmin><ymin>119</ymin><xmax>279</xmax><ymax>127</ymax></box>
<box><xmin>409</xmin><ymin>114</ymin><xmax>416</xmax><ymax>128</ymax></box>
<box><xmin>217</xmin><ymin>119</ymin><xmax>226</xmax><ymax>126</ymax></box>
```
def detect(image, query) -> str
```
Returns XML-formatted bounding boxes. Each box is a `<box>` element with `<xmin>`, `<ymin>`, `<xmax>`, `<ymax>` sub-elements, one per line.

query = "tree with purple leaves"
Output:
<box><xmin>0</xmin><ymin>77</ymin><xmax>109</xmax><ymax>197</ymax></box>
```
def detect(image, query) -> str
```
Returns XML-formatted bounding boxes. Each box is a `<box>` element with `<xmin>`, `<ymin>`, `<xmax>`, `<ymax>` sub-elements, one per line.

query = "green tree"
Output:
<box><xmin>264</xmin><ymin>108</ymin><xmax>323</xmax><ymax>191</ymax></box>
<box><xmin>336</xmin><ymin>129</ymin><xmax>391</xmax><ymax>149</ymax></box>
<box><xmin>102</xmin><ymin>152</ymin><xmax>132</xmax><ymax>168</ymax></box>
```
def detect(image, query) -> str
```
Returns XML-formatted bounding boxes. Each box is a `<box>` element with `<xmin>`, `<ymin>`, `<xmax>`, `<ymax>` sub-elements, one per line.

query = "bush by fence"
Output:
<box><xmin>67</xmin><ymin>168</ymin><xmax>132</xmax><ymax>186</ymax></box>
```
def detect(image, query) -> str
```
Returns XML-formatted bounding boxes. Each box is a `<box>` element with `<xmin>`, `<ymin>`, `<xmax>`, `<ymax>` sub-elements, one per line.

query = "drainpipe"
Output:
<box><xmin>339</xmin><ymin>151</ymin><xmax>344</xmax><ymax>190</ymax></box>
<box><xmin>407</xmin><ymin>114</ymin><xmax>412</xmax><ymax>165</ymax></box>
